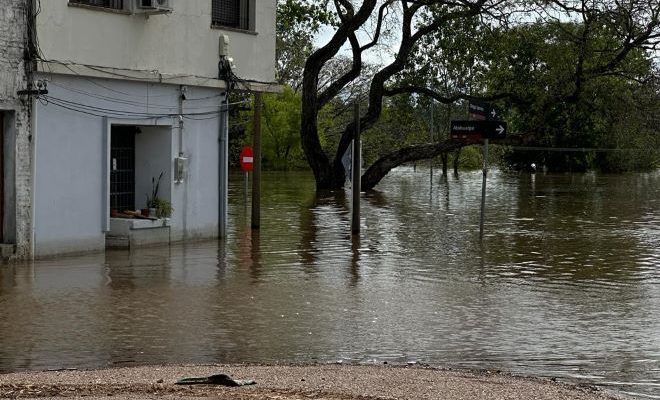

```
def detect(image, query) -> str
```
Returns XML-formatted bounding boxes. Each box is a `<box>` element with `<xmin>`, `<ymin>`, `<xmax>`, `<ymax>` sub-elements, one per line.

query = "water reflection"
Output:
<box><xmin>0</xmin><ymin>168</ymin><xmax>658</xmax><ymax>398</ymax></box>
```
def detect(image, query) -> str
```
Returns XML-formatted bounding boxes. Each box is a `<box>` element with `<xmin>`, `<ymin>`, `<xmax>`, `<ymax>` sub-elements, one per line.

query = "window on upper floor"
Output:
<box><xmin>212</xmin><ymin>0</ymin><xmax>255</xmax><ymax>31</ymax></box>
<box><xmin>69</xmin><ymin>0</ymin><xmax>125</xmax><ymax>9</ymax></box>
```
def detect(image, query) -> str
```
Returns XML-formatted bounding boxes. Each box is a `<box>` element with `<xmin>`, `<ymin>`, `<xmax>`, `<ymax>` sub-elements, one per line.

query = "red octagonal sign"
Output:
<box><xmin>240</xmin><ymin>146</ymin><xmax>254</xmax><ymax>172</ymax></box>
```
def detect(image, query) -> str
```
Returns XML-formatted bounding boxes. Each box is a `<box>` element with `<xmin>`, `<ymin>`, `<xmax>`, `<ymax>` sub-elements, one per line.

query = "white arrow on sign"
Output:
<box><xmin>490</xmin><ymin>109</ymin><xmax>497</xmax><ymax>118</ymax></box>
<box><xmin>496</xmin><ymin>125</ymin><xmax>505</xmax><ymax>135</ymax></box>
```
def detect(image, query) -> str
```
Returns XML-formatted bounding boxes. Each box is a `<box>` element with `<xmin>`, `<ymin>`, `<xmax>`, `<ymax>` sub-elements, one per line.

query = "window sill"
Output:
<box><xmin>210</xmin><ymin>24</ymin><xmax>258</xmax><ymax>35</ymax></box>
<box><xmin>67</xmin><ymin>3</ymin><xmax>131</xmax><ymax>15</ymax></box>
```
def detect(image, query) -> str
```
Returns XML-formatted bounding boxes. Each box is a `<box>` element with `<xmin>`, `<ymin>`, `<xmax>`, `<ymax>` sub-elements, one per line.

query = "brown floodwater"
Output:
<box><xmin>1</xmin><ymin>168</ymin><xmax>658</xmax><ymax>398</ymax></box>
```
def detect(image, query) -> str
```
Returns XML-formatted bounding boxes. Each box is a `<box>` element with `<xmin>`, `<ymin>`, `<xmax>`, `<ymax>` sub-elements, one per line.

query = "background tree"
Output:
<box><xmin>301</xmin><ymin>0</ymin><xmax>508</xmax><ymax>190</ymax></box>
<box><xmin>243</xmin><ymin>87</ymin><xmax>307</xmax><ymax>170</ymax></box>
<box><xmin>268</xmin><ymin>0</ymin><xmax>660</xmax><ymax>187</ymax></box>
<box><xmin>276</xmin><ymin>0</ymin><xmax>336</xmax><ymax>89</ymax></box>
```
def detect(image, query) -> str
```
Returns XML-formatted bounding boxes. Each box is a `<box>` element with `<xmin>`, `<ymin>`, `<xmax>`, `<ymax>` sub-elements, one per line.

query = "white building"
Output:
<box><xmin>0</xmin><ymin>0</ymin><xmax>33</xmax><ymax>259</ymax></box>
<box><xmin>1</xmin><ymin>0</ymin><xmax>277</xmax><ymax>258</ymax></box>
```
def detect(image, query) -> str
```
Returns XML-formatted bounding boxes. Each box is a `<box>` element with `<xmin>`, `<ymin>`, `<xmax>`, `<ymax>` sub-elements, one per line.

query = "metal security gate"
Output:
<box><xmin>110</xmin><ymin>126</ymin><xmax>135</xmax><ymax>212</ymax></box>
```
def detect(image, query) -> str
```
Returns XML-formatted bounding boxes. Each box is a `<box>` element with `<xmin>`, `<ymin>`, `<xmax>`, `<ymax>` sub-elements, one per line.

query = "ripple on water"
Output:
<box><xmin>0</xmin><ymin>169</ymin><xmax>659</xmax><ymax>397</ymax></box>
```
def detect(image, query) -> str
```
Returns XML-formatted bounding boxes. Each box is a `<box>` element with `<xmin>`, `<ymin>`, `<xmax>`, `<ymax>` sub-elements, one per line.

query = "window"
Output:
<box><xmin>212</xmin><ymin>0</ymin><xmax>254</xmax><ymax>31</ymax></box>
<box><xmin>69</xmin><ymin>0</ymin><xmax>124</xmax><ymax>10</ymax></box>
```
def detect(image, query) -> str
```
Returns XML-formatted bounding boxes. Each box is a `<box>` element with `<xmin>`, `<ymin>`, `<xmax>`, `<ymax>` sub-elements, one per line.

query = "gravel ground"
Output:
<box><xmin>0</xmin><ymin>364</ymin><xmax>625</xmax><ymax>400</ymax></box>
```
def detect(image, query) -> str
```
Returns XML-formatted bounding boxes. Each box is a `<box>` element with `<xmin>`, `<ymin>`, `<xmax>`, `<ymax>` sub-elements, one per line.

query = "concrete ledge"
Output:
<box><xmin>109</xmin><ymin>218</ymin><xmax>170</xmax><ymax>235</ymax></box>
<box><xmin>107</xmin><ymin>218</ymin><xmax>171</xmax><ymax>249</ymax></box>
<box><xmin>0</xmin><ymin>244</ymin><xmax>16</xmax><ymax>259</ymax></box>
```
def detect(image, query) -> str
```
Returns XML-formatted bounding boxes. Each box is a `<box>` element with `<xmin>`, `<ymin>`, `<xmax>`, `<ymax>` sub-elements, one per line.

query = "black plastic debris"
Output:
<box><xmin>175</xmin><ymin>373</ymin><xmax>256</xmax><ymax>386</ymax></box>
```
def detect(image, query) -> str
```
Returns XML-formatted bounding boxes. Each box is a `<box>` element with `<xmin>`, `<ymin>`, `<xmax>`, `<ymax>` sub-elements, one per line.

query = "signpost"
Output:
<box><xmin>451</xmin><ymin>112</ymin><xmax>507</xmax><ymax>241</ymax></box>
<box><xmin>240</xmin><ymin>146</ymin><xmax>253</xmax><ymax>205</ymax></box>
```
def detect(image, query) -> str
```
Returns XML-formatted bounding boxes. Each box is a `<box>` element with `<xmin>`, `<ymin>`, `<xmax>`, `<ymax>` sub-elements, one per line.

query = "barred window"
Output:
<box><xmin>212</xmin><ymin>0</ymin><xmax>252</xmax><ymax>31</ymax></box>
<box><xmin>69</xmin><ymin>0</ymin><xmax>124</xmax><ymax>9</ymax></box>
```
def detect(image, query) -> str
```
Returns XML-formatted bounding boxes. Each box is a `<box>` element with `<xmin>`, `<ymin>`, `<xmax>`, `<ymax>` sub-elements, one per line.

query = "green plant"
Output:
<box><xmin>144</xmin><ymin>172</ymin><xmax>173</xmax><ymax>218</ymax></box>
<box><xmin>152</xmin><ymin>198</ymin><xmax>173</xmax><ymax>218</ymax></box>
<box><xmin>146</xmin><ymin>172</ymin><xmax>164</xmax><ymax>208</ymax></box>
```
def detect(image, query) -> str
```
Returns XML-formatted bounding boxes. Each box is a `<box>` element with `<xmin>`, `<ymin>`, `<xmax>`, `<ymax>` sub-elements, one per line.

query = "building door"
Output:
<box><xmin>110</xmin><ymin>126</ymin><xmax>136</xmax><ymax>213</ymax></box>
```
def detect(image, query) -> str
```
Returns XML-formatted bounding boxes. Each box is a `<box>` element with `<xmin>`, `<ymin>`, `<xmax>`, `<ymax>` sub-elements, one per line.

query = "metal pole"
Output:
<box><xmin>219</xmin><ymin>93</ymin><xmax>229</xmax><ymax>238</ymax></box>
<box><xmin>244</xmin><ymin>171</ymin><xmax>248</xmax><ymax>206</ymax></box>
<box><xmin>430</xmin><ymin>99</ymin><xmax>434</xmax><ymax>183</ymax></box>
<box><xmin>351</xmin><ymin>103</ymin><xmax>361</xmax><ymax>235</ymax></box>
<box><xmin>479</xmin><ymin>139</ymin><xmax>489</xmax><ymax>240</ymax></box>
<box><xmin>251</xmin><ymin>92</ymin><xmax>262</xmax><ymax>229</ymax></box>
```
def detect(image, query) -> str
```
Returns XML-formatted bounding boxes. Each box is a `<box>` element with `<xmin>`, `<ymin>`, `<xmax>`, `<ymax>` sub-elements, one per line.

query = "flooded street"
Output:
<box><xmin>1</xmin><ymin>168</ymin><xmax>658</xmax><ymax>398</ymax></box>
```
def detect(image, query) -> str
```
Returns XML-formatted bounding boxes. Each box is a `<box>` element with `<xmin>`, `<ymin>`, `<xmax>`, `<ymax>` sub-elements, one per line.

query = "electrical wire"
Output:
<box><xmin>42</xmin><ymin>95</ymin><xmax>218</xmax><ymax>118</ymax></box>
<box><xmin>47</xmin><ymin>80</ymin><xmax>224</xmax><ymax>110</ymax></box>
<box><xmin>40</xmin><ymin>94</ymin><xmax>247</xmax><ymax>119</ymax></box>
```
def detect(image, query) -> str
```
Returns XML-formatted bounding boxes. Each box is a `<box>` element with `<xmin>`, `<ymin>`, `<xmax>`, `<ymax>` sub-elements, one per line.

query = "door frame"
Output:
<box><xmin>103</xmin><ymin>118</ymin><xmax>172</xmax><ymax>232</ymax></box>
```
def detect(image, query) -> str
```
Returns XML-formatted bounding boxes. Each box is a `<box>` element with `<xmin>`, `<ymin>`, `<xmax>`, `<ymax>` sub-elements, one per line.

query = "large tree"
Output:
<box><xmin>301</xmin><ymin>0</ymin><xmax>506</xmax><ymax>190</ymax></box>
<box><xmin>293</xmin><ymin>0</ymin><xmax>660</xmax><ymax>190</ymax></box>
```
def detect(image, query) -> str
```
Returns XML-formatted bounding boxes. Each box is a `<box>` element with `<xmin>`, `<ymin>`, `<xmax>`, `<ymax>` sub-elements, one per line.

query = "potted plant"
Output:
<box><xmin>145</xmin><ymin>172</ymin><xmax>173</xmax><ymax>218</ymax></box>
<box><xmin>152</xmin><ymin>197</ymin><xmax>173</xmax><ymax>218</ymax></box>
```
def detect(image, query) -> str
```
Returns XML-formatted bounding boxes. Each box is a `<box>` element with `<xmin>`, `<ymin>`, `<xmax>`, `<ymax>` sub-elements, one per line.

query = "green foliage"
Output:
<box><xmin>454</xmin><ymin>146</ymin><xmax>483</xmax><ymax>170</ymax></box>
<box><xmin>402</xmin><ymin>4</ymin><xmax>660</xmax><ymax>173</ymax></box>
<box><xmin>145</xmin><ymin>172</ymin><xmax>173</xmax><ymax>218</ymax></box>
<box><xmin>146</xmin><ymin>172</ymin><xmax>164</xmax><ymax>208</ymax></box>
<box><xmin>244</xmin><ymin>87</ymin><xmax>307</xmax><ymax>170</ymax></box>
<box><xmin>276</xmin><ymin>0</ymin><xmax>335</xmax><ymax>88</ymax></box>
<box><xmin>152</xmin><ymin>198</ymin><xmax>173</xmax><ymax>219</ymax></box>
<box><xmin>363</xmin><ymin>97</ymin><xmax>433</xmax><ymax>165</ymax></box>
<box><xmin>478</xmin><ymin>22</ymin><xmax>659</xmax><ymax>172</ymax></box>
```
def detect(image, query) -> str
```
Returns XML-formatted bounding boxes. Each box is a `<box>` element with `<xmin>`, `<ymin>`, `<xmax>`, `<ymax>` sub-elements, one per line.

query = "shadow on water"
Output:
<box><xmin>0</xmin><ymin>168</ymin><xmax>659</xmax><ymax>398</ymax></box>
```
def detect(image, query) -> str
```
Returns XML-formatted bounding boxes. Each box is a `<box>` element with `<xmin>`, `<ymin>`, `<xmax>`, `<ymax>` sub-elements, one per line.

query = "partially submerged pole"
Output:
<box><xmin>479</xmin><ymin>139</ymin><xmax>489</xmax><ymax>240</ymax></box>
<box><xmin>251</xmin><ymin>92</ymin><xmax>262</xmax><ymax>229</ymax></box>
<box><xmin>430</xmin><ymin>99</ymin><xmax>434</xmax><ymax>183</ymax></box>
<box><xmin>351</xmin><ymin>103</ymin><xmax>361</xmax><ymax>235</ymax></box>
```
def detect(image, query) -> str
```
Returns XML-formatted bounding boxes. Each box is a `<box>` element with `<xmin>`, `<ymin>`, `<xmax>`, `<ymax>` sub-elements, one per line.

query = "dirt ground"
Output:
<box><xmin>0</xmin><ymin>364</ymin><xmax>625</xmax><ymax>399</ymax></box>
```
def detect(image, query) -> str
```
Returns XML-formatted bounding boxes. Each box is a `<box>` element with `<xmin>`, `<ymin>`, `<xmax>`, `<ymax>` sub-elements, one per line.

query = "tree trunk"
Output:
<box><xmin>453</xmin><ymin>148</ymin><xmax>461</xmax><ymax>175</ymax></box>
<box><xmin>362</xmin><ymin>140</ymin><xmax>462</xmax><ymax>191</ymax></box>
<box><xmin>362</xmin><ymin>135</ymin><xmax>530</xmax><ymax>191</ymax></box>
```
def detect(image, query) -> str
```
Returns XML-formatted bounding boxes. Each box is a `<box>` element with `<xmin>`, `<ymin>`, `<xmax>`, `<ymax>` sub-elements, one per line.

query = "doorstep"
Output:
<box><xmin>0</xmin><ymin>243</ymin><xmax>15</xmax><ymax>259</ymax></box>
<box><xmin>106</xmin><ymin>218</ymin><xmax>171</xmax><ymax>249</ymax></box>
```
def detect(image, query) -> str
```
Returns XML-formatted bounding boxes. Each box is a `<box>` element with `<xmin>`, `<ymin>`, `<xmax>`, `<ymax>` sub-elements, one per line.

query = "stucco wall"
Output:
<box><xmin>0</xmin><ymin>0</ymin><xmax>33</xmax><ymax>259</ymax></box>
<box><xmin>33</xmin><ymin>74</ymin><xmax>221</xmax><ymax>256</ymax></box>
<box><xmin>36</xmin><ymin>0</ymin><xmax>276</xmax><ymax>86</ymax></box>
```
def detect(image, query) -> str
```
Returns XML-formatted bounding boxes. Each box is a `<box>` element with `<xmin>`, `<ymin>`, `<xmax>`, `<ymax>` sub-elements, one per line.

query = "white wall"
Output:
<box><xmin>36</xmin><ymin>0</ymin><xmax>276</xmax><ymax>87</ymax></box>
<box><xmin>34</xmin><ymin>73</ymin><xmax>222</xmax><ymax>256</ymax></box>
<box><xmin>135</xmin><ymin>126</ymin><xmax>172</xmax><ymax>209</ymax></box>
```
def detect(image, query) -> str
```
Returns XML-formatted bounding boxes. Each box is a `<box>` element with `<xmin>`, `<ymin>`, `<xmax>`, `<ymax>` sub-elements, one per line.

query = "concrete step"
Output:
<box><xmin>0</xmin><ymin>243</ymin><xmax>16</xmax><ymax>258</ymax></box>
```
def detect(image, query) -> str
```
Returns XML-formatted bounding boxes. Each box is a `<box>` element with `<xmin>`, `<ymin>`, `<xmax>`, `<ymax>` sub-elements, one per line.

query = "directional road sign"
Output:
<box><xmin>451</xmin><ymin>120</ymin><xmax>507</xmax><ymax>140</ymax></box>
<box><xmin>469</xmin><ymin>100</ymin><xmax>501</xmax><ymax>121</ymax></box>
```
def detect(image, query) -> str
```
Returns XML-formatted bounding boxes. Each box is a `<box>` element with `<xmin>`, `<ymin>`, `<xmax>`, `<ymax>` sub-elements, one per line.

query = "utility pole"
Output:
<box><xmin>351</xmin><ymin>103</ymin><xmax>361</xmax><ymax>235</ymax></box>
<box><xmin>252</xmin><ymin>92</ymin><xmax>262</xmax><ymax>229</ymax></box>
<box><xmin>430</xmin><ymin>99</ymin><xmax>434</xmax><ymax>184</ymax></box>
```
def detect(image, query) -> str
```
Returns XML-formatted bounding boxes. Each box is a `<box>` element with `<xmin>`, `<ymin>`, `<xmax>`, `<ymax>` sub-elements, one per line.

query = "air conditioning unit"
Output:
<box><xmin>136</xmin><ymin>0</ymin><xmax>172</xmax><ymax>13</ymax></box>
